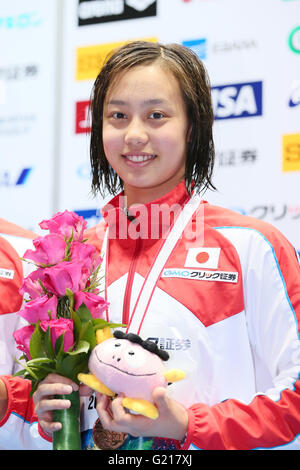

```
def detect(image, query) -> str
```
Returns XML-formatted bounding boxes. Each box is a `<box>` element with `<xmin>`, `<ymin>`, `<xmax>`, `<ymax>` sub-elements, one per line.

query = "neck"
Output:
<box><xmin>124</xmin><ymin>177</ymin><xmax>185</xmax><ymax>208</ymax></box>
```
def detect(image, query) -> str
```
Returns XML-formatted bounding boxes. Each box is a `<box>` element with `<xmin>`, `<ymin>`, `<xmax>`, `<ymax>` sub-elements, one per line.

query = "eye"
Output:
<box><xmin>112</xmin><ymin>112</ymin><xmax>126</xmax><ymax>119</ymax></box>
<box><xmin>123</xmin><ymin>348</ymin><xmax>146</xmax><ymax>368</ymax></box>
<box><xmin>149</xmin><ymin>111</ymin><xmax>164</xmax><ymax>120</ymax></box>
<box><xmin>114</xmin><ymin>342</ymin><xmax>121</xmax><ymax>347</ymax></box>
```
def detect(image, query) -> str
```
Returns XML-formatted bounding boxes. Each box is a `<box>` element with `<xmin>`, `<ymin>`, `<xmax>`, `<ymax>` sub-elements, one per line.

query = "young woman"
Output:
<box><xmin>1</xmin><ymin>41</ymin><xmax>300</xmax><ymax>450</ymax></box>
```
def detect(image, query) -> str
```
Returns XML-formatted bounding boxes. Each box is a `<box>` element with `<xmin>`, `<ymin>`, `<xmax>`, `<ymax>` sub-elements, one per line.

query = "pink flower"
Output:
<box><xmin>40</xmin><ymin>318</ymin><xmax>74</xmax><ymax>352</ymax></box>
<box><xmin>39</xmin><ymin>210</ymin><xmax>87</xmax><ymax>241</ymax></box>
<box><xmin>19</xmin><ymin>268</ymin><xmax>47</xmax><ymax>299</ymax></box>
<box><xmin>74</xmin><ymin>291</ymin><xmax>108</xmax><ymax>318</ymax></box>
<box><xmin>23</xmin><ymin>233</ymin><xmax>66</xmax><ymax>266</ymax></box>
<box><xmin>43</xmin><ymin>261</ymin><xmax>85</xmax><ymax>296</ymax></box>
<box><xmin>70</xmin><ymin>241</ymin><xmax>99</xmax><ymax>270</ymax></box>
<box><xmin>13</xmin><ymin>325</ymin><xmax>35</xmax><ymax>359</ymax></box>
<box><xmin>18</xmin><ymin>295</ymin><xmax>58</xmax><ymax>323</ymax></box>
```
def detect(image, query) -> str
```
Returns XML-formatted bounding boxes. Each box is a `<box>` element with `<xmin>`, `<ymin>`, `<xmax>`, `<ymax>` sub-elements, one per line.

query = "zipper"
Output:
<box><xmin>122</xmin><ymin>237</ymin><xmax>142</xmax><ymax>326</ymax></box>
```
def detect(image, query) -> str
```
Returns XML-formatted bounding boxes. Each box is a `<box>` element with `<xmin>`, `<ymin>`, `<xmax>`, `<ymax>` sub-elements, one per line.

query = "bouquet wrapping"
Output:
<box><xmin>13</xmin><ymin>210</ymin><xmax>123</xmax><ymax>450</ymax></box>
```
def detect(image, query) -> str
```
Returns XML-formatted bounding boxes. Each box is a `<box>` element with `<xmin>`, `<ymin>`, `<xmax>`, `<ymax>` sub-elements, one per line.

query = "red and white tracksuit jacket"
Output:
<box><xmin>0</xmin><ymin>219</ymin><xmax>36</xmax><ymax>375</ymax></box>
<box><xmin>1</xmin><ymin>181</ymin><xmax>300</xmax><ymax>450</ymax></box>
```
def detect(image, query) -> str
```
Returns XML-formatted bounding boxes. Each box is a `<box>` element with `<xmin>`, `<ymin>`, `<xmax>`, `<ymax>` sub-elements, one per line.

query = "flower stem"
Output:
<box><xmin>52</xmin><ymin>390</ymin><xmax>81</xmax><ymax>450</ymax></box>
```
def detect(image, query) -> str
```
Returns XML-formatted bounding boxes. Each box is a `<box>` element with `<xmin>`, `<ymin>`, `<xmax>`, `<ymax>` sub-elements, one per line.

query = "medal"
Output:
<box><xmin>92</xmin><ymin>418</ymin><xmax>127</xmax><ymax>450</ymax></box>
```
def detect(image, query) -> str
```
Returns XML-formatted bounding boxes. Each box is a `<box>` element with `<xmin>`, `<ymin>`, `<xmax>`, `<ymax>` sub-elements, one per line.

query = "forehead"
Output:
<box><xmin>105</xmin><ymin>63</ymin><xmax>183</xmax><ymax>103</ymax></box>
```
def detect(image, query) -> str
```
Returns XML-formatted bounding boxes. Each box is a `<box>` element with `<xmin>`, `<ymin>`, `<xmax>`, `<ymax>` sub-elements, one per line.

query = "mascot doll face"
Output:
<box><xmin>88</xmin><ymin>336</ymin><xmax>168</xmax><ymax>402</ymax></box>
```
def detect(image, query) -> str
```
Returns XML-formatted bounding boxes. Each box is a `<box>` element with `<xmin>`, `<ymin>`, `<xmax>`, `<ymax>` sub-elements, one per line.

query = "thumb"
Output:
<box><xmin>152</xmin><ymin>387</ymin><xmax>169</xmax><ymax>412</ymax></box>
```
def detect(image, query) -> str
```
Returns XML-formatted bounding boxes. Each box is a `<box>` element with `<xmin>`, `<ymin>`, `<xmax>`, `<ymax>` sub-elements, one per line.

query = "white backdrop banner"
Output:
<box><xmin>0</xmin><ymin>0</ymin><xmax>58</xmax><ymax>233</ymax></box>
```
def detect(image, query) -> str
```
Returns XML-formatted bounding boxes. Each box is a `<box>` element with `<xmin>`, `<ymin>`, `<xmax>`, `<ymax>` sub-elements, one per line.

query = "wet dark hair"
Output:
<box><xmin>90</xmin><ymin>40</ymin><xmax>215</xmax><ymax>197</ymax></box>
<box><xmin>113</xmin><ymin>330</ymin><xmax>169</xmax><ymax>361</ymax></box>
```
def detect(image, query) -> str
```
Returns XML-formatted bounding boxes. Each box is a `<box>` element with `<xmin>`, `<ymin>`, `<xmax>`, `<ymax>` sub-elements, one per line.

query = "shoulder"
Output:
<box><xmin>84</xmin><ymin>220</ymin><xmax>107</xmax><ymax>253</ymax></box>
<box><xmin>0</xmin><ymin>218</ymin><xmax>36</xmax><ymax>240</ymax></box>
<box><xmin>203</xmin><ymin>202</ymin><xmax>299</xmax><ymax>273</ymax></box>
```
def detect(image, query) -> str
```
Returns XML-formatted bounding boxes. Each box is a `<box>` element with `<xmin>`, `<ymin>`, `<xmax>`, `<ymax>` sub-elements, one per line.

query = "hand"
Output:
<box><xmin>32</xmin><ymin>373</ymin><xmax>89</xmax><ymax>436</ymax></box>
<box><xmin>96</xmin><ymin>387</ymin><xmax>188</xmax><ymax>441</ymax></box>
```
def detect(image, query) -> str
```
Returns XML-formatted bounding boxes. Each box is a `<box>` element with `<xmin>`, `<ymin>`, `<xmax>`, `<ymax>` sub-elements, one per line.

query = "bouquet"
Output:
<box><xmin>13</xmin><ymin>210</ymin><xmax>123</xmax><ymax>450</ymax></box>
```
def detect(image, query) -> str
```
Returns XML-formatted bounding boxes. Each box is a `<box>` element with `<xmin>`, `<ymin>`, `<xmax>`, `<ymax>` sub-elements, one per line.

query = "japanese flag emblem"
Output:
<box><xmin>184</xmin><ymin>247</ymin><xmax>221</xmax><ymax>269</ymax></box>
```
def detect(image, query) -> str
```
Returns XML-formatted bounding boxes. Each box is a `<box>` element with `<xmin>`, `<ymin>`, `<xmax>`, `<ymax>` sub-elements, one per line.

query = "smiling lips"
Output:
<box><xmin>122</xmin><ymin>153</ymin><xmax>156</xmax><ymax>165</ymax></box>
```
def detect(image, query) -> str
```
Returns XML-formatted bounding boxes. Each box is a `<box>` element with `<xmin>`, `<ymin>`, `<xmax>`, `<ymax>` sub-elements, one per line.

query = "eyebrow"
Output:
<box><xmin>106</xmin><ymin>98</ymin><xmax>167</xmax><ymax>106</ymax></box>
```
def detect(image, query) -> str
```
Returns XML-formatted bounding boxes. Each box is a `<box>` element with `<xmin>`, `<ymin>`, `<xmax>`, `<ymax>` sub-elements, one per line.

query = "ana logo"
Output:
<box><xmin>211</xmin><ymin>81</ymin><xmax>263</xmax><ymax>120</ymax></box>
<box><xmin>77</xmin><ymin>0</ymin><xmax>156</xmax><ymax>26</ymax></box>
<box><xmin>288</xmin><ymin>26</ymin><xmax>300</xmax><ymax>53</ymax></box>
<box><xmin>282</xmin><ymin>133</ymin><xmax>300</xmax><ymax>172</ymax></box>
<box><xmin>0</xmin><ymin>12</ymin><xmax>42</xmax><ymax>29</ymax></box>
<box><xmin>0</xmin><ymin>168</ymin><xmax>33</xmax><ymax>187</ymax></box>
<box><xmin>185</xmin><ymin>247</ymin><xmax>220</xmax><ymax>269</ymax></box>
<box><xmin>75</xmin><ymin>101</ymin><xmax>91</xmax><ymax>134</ymax></box>
<box><xmin>182</xmin><ymin>38</ymin><xmax>207</xmax><ymax>59</ymax></box>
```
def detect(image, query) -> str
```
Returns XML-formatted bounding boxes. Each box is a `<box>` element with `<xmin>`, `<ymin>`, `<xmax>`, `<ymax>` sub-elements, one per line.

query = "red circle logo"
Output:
<box><xmin>196</xmin><ymin>251</ymin><xmax>209</xmax><ymax>264</ymax></box>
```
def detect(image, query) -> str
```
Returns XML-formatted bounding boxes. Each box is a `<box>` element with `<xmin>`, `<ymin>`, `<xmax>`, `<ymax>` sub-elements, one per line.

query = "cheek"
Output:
<box><xmin>102</xmin><ymin>126</ymin><xmax>121</xmax><ymax>156</ymax></box>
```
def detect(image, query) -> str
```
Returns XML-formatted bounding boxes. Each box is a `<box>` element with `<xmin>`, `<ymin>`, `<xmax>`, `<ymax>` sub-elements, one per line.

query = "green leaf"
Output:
<box><xmin>45</xmin><ymin>326</ymin><xmax>55</xmax><ymax>359</ymax></box>
<box><xmin>55</xmin><ymin>333</ymin><xmax>65</xmax><ymax>359</ymax></box>
<box><xmin>71</xmin><ymin>309</ymin><xmax>82</xmax><ymax>344</ymax></box>
<box><xmin>76</xmin><ymin>303</ymin><xmax>93</xmax><ymax>323</ymax></box>
<box><xmin>56</xmin><ymin>352</ymin><xmax>89</xmax><ymax>383</ymax></box>
<box><xmin>67</xmin><ymin>340</ymin><xmax>90</xmax><ymax>356</ymax></box>
<box><xmin>29</xmin><ymin>322</ymin><xmax>47</xmax><ymax>359</ymax></box>
<box><xmin>92</xmin><ymin>319</ymin><xmax>126</xmax><ymax>330</ymax></box>
<box><xmin>77</xmin><ymin>320</ymin><xmax>96</xmax><ymax>348</ymax></box>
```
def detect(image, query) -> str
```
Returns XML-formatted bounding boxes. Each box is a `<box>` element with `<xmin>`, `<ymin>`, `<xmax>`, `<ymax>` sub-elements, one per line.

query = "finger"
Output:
<box><xmin>39</xmin><ymin>419</ymin><xmax>62</xmax><ymax>436</ymax></box>
<box><xmin>96</xmin><ymin>394</ymin><xmax>114</xmax><ymax>429</ymax></box>
<box><xmin>111</xmin><ymin>394</ymin><xmax>129</xmax><ymax>423</ymax></box>
<box><xmin>40</xmin><ymin>373</ymin><xmax>79</xmax><ymax>391</ymax></box>
<box><xmin>152</xmin><ymin>387</ymin><xmax>169</xmax><ymax>413</ymax></box>
<box><xmin>33</xmin><ymin>382</ymin><xmax>73</xmax><ymax>405</ymax></box>
<box><xmin>36</xmin><ymin>397</ymin><xmax>71</xmax><ymax>413</ymax></box>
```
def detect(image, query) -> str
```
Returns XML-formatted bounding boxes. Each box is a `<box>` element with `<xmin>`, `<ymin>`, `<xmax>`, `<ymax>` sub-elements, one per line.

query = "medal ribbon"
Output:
<box><xmin>99</xmin><ymin>193</ymin><xmax>202</xmax><ymax>334</ymax></box>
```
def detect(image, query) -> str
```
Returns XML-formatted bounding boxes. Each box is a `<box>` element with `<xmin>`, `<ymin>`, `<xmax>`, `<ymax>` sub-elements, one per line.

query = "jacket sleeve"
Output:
<box><xmin>0</xmin><ymin>375</ymin><xmax>51</xmax><ymax>450</ymax></box>
<box><xmin>180</xmin><ymin>224</ymin><xmax>300</xmax><ymax>450</ymax></box>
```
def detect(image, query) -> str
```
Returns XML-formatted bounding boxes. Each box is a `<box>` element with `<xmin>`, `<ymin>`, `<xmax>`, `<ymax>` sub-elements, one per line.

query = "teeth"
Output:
<box><xmin>126</xmin><ymin>155</ymin><xmax>155</xmax><ymax>162</ymax></box>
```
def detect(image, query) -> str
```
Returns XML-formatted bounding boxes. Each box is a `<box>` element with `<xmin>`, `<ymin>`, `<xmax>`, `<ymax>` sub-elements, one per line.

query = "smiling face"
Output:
<box><xmin>102</xmin><ymin>63</ymin><xmax>190</xmax><ymax>206</ymax></box>
<box><xmin>89</xmin><ymin>337</ymin><xmax>167</xmax><ymax>401</ymax></box>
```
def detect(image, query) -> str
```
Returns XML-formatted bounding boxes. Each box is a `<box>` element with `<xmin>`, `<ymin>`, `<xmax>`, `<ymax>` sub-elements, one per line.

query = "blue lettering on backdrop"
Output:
<box><xmin>211</xmin><ymin>81</ymin><xmax>263</xmax><ymax>120</ymax></box>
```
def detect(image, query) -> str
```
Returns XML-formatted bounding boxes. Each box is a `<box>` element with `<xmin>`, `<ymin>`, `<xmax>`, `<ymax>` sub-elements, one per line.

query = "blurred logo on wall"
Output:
<box><xmin>216</xmin><ymin>148</ymin><xmax>258</xmax><ymax>167</ymax></box>
<box><xmin>288</xmin><ymin>26</ymin><xmax>300</xmax><ymax>53</ymax></box>
<box><xmin>76</xmin><ymin>101</ymin><xmax>91</xmax><ymax>134</ymax></box>
<box><xmin>182</xmin><ymin>38</ymin><xmax>207</xmax><ymax>59</ymax></box>
<box><xmin>282</xmin><ymin>134</ymin><xmax>300</xmax><ymax>172</ymax></box>
<box><xmin>77</xmin><ymin>0</ymin><xmax>156</xmax><ymax>26</ymax></box>
<box><xmin>74</xmin><ymin>209</ymin><xmax>102</xmax><ymax>228</ymax></box>
<box><xmin>289</xmin><ymin>81</ymin><xmax>300</xmax><ymax>107</ymax></box>
<box><xmin>76</xmin><ymin>37</ymin><xmax>157</xmax><ymax>81</ymax></box>
<box><xmin>0</xmin><ymin>12</ymin><xmax>42</xmax><ymax>30</ymax></box>
<box><xmin>0</xmin><ymin>168</ymin><xmax>33</xmax><ymax>187</ymax></box>
<box><xmin>211</xmin><ymin>81</ymin><xmax>263</xmax><ymax>120</ymax></box>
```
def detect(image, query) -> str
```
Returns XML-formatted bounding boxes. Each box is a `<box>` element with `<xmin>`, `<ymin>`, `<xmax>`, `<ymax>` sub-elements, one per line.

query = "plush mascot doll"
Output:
<box><xmin>78</xmin><ymin>328</ymin><xmax>185</xmax><ymax>419</ymax></box>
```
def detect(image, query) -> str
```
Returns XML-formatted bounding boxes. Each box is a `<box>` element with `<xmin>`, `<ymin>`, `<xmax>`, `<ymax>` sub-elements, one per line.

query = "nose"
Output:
<box><xmin>124</xmin><ymin>118</ymin><xmax>148</xmax><ymax>147</ymax></box>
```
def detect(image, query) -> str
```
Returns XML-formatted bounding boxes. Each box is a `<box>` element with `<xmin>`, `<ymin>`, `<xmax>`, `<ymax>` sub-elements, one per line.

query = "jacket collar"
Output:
<box><xmin>101</xmin><ymin>180</ymin><xmax>192</xmax><ymax>241</ymax></box>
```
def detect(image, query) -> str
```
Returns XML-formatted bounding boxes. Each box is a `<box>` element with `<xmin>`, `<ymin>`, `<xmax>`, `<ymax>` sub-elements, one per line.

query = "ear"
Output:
<box><xmin>96</xmin><ymin>326</ymin><xmax>113</xmax><ymax>344</ymax></box>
